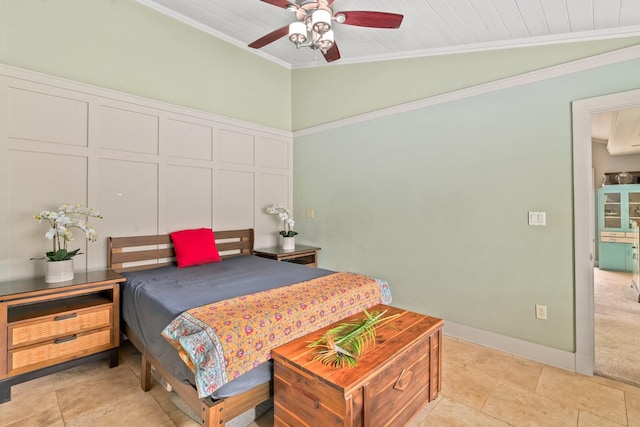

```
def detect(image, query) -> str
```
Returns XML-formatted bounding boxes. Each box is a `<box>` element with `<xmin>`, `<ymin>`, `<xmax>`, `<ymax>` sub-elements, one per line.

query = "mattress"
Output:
<box><xmin>121</xmin><ymin>255</ymin><xmax>333</xmax><ymax>398</ymax></box>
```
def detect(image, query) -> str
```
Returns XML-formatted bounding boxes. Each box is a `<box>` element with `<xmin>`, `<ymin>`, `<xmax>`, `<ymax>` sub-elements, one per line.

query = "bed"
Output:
<box><xmin>107</xmin><ymin>228</ymin><xmax>391</xmax><ymax>427</ymax></box>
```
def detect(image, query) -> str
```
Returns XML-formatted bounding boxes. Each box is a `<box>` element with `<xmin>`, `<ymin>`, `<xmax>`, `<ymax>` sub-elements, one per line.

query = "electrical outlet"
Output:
<box><xmin>306</xmin><ymin>209</ymin><xmax>314</xmax><ymax>219</ymax></box>
<box><xmin>535</xmin><ymin>304</ymin><xmax>548</xmax><ymax>320</ymax></box>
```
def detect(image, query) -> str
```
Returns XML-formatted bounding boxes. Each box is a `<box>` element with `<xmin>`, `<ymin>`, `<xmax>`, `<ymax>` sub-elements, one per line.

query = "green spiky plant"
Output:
<box><xmin>307</xmin><ymin>308</ymin><xmax>399</xmax><ymax>368</ymax></box>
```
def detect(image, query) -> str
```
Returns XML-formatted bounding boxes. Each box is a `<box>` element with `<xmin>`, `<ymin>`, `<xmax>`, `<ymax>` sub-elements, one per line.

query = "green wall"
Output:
<box><xmin>293</xmin><ymin>58</ymin><xmax>640</xmax><ymax>351</ymax></box>
<box><xmin>292</xmin><ymin>38</ymin><xmax>640</xmax><ymax>130</ymax></box>
<box><xmin>0</xmin><ymin>0</ymin><xmax>291</xmax><ymax>130</ymax></box>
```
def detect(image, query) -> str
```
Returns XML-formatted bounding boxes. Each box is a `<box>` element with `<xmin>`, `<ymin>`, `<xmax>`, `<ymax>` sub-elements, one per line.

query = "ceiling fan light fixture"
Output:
<box><xmin>248</xmin><ymin>0</ymin><xmax>404</xmax><ymax>63</ymax></box>
<box><xmin>288</xmin><ymin>21</ymin><xmax>307</xmax><ymax>46</ymax></box>
<box><xmin>317</xmin><ymin>29</ymin><xmax>334</xmax><ymax>53</ymax></box>
<box><xmin>311</xmin><ymin>9</ymin><xmax>331</xmax><ymax>35</ymax></box>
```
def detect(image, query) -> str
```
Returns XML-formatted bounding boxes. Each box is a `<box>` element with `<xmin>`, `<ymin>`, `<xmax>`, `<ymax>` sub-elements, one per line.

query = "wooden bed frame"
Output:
<box><xmin>108</xmin><ymin>229</ymin><xmax>272</xmax><ymax>427</ymax></box>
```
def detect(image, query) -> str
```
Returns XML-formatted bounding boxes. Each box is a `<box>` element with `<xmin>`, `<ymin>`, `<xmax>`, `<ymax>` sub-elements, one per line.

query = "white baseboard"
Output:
<box><xmin>443</xmin><ymin>320</ymin><xmax>577</xmax><ymax>372</ymax></box>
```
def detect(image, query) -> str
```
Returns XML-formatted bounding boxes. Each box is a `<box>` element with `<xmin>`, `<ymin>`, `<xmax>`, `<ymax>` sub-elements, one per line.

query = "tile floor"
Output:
<box><xmin>1</xmin><ymin>337</ymin><xmax>639</xmax><ymax>426</ymax></box>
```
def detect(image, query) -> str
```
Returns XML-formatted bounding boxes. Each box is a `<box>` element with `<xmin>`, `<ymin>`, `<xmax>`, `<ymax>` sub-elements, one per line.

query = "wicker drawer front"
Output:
<box><xmin>8</xmin><ymin>305</ymin><xmax>112</xmax><ymax>349</ymax></box>
<box><xmin>8</xmin><ymin>327</ymin><xmax>112</xmax><ymax>374</ymax></box>
<box><xmin>363</xmin><ymin>333</ymin><xmax>435</xmax><ymax>426</ymax></box>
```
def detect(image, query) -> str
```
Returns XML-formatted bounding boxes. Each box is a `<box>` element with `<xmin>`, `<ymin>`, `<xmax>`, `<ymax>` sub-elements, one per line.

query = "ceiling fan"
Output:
<box><xmin>248</xmin><ymin>0</ymin><xmax>404</xmax><ymax>63</ymax></box>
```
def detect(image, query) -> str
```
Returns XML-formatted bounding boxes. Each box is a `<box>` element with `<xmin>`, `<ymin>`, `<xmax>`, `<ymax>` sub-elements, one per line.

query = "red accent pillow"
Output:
<box><xmin>170</xmin><ymin>228</ymin><xmax>221</xmax><ymax>268</ymax></box>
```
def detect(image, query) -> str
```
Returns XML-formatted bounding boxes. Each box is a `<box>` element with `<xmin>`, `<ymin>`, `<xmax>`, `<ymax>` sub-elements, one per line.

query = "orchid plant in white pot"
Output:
<box><xmin>33</xmin><ymin>204</ymin><xmax>103</xmax><ymax>282</ymax></box>
<box><xmin>266</xmin><ymin>203</ymin><xmax>297</xmax><ymax>249</ymax></box>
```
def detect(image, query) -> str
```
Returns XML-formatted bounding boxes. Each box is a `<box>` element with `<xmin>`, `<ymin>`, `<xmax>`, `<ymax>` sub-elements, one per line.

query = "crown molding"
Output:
<box><xmin>290</xmin><ymin>27</ymin><xmax>640</xmax><ymax>69</ymax></box>
<box><xmin>293</xmin><ymin>44</ymin><xmax>640</xmax><ymax>137</ymax></box>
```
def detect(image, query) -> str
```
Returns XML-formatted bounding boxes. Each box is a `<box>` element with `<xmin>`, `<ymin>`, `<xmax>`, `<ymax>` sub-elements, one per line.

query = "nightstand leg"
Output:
<box><xmin>109</xmin><ymin>348</ymin><xmax>119</xmax><ymax>368</ymax></box>
<box><xmin>0</xmin><ymin>379</ymin><xmax>10</xmax><ymax>403</ymax></box>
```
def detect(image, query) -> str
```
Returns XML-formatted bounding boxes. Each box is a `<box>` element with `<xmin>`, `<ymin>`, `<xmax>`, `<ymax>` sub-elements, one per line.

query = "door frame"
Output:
<box><xmin>573</xmin><ymin>88</ymin><xmax>640</xmax><ymax>375</ymax></box>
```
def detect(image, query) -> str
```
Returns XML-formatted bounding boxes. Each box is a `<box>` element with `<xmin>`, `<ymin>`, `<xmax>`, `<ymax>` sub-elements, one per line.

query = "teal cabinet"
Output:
<box><xmin>598</xmin><ymin>184</ymin><xmax>640</xmax><ymax>272</ymax></box>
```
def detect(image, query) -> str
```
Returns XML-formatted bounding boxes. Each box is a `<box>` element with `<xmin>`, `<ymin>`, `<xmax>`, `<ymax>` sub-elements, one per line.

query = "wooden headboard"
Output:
<box><xmin>107</xmin><ymin>228</ymin><xmax>254</xmax><ymax>273</ymax></box>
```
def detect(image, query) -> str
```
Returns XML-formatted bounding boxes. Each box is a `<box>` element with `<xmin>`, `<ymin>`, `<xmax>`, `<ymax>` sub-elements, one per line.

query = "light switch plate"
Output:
<box><xmin>528</xmin><ymin>212</ymin><xmax>546</xmax><ymax>226</ymax></box>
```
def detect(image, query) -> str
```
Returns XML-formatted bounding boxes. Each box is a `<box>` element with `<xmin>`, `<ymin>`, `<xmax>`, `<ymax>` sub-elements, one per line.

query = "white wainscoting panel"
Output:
<box><xmin>8</xmin><ymin>87</ymin><xmax>88</xmax><ymax>147</ymax></box>
<box><xmin>0</xmin><ymin>64</ymin><xmax>292</xmax><ymax>279</ymax></box>
<box><xmin>216</xmin><ymin>128</ymin><xmax>255</xmax><ymax>166</ymax></box>
<box><xmin>8</xmin><ymin>151</ymin><xmax>88</xmax><ymax>279</ymax></box>
<box><xmin>256</xmin><ymin>172</ymin><xmax>290</xmax><ymax>248</ymax></box>
<box><xmin>166</xmin><ymin>118</ymin><xmax>213</xmax><ymax>161</ymax></box>
<box><xmin>167</xmin><ymin>165</ymin><xmax>212</xmax><ymax>230</ymax></box>
<box><xmin>98</xmin><ymin>104</ymin><xmax>160</xmax><ymax>155</ymax></box>
<box><xmin>213</xmin><ymin>169</ymin><xmax>255</xmax><ymax>231</ymax></box>
<box><xmin>98</xmin><ymin>158</ymin><xmax>159</xmax><ymax>234</ymax></box>
<box><xmin>256</xmin><ymin>137</ymin><xmax>289</xmax><ymax>170</ymax></box>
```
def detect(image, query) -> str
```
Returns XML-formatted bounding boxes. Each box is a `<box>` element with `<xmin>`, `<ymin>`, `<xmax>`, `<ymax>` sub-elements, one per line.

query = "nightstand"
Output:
<box><xmin>254</xmin><ymin>245</ymin><xmax>321</xmax><ymax>267</ymax></box>
<box><xmin>0</xmin><ymin>269</ymin><xmax>125</xmax><ymax>403</ymax></box>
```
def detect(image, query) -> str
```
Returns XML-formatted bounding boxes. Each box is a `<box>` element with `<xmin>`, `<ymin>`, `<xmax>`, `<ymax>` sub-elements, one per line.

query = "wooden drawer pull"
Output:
<box><xmin>54</xmin><ymin>313</ymin><xmax>77</xmax><ymax>321</ymax></box>
<box><xmin>293</xmin><ymin>385</ymin><xmax>320</xmax><ymax>409</ymax></box>
<box><xmin>54</xmin><ymin>335</ymin><xmax>77</xmax><ymax>344</ymax></box>
<box><xmin>393</xmin><ymin>368</ymin><xmax>414</xmax><ymax>392</ymax></box>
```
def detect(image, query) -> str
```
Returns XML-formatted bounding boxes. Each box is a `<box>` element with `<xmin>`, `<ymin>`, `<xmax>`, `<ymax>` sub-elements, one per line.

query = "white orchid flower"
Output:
<box><xmin>34</xmin><ymin>203</ymin><xmax>103</xmax><ymax>261</ymax></box>
<box><xmin>45</xmin><ymin>228</ymin><xmax>57</xmax><ymax>240</ymax></box>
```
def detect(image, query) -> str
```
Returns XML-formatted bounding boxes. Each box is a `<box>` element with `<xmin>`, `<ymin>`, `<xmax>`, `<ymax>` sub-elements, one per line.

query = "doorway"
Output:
<box><xmin>590</xmin><ymin>117</ymin><xmax>640</xmax><ymax>384</ymax></box>
<box><xmin>573</xmin><ymin>88</ymin><xmax>640</xmax><ymax>377</ymax></box>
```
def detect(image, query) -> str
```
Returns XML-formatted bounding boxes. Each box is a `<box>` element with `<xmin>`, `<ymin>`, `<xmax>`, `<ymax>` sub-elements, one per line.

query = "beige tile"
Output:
<box><xmin>56</xmin><ymin>364</ymin><xmax>141</xmax><ymax>422</ymax></box>
<box><xmin>420</xmin><ymin>397</ymin><xmax>509</xmax><ymax>427</ymax></box>
<box><xmin>535</xmin><ymin>367</ymin><xmax>627</xmax><ymax>425</ymax></box>
<box><xmin>120</xmin><ymin>340</ymin><xmax>143</xmax><ymax>377</ymax></box>
<box><xmin>442</xmin><ymin>336</ymin><xmax>481</xmax><ymax>368</ymax></box>
<box><xmin>406</xmin><ymin>395</ymin><xmax>443</xmax><ymax>426</ymax></box>
<box><xmin>148</xmin><ymin>383</ymin><xmax>200</xmax><ymax>427</ymax></box>
<box><xmin>63</xmin><ymin>390</ymin><xmax>175</xmax><ymax>427</ymax></box>
<box><xmin>440</xmin><ymin>360</ymin><xmax>498</xmax><ymax>410</ymax></box>
<box><xmin>628</xmin><ymin>390</ymin><xmax>640</xmax><ymax>427</ymax></box>
<box><xmin>578</xmin><ymin>410</ymin><xmax>625</xmax><ymax>427</ymax></box>
<box><xmin>483</xmin><ymin>382</ymin><xmax>579</xmax><ymax>427</ymax></box>
<box><xmin>592</xmin><ymin>374</ymin><xmax>640</xmax><ymax>397</ymax></box>
<box><xmin>2</xmin><ymin>406</ymin><xmax>64</xmax><ymax>427</ymax></box>
<box><xmin>473</xmin><ymin>347</ymin><xmax>543</xmax><ymax>392</ymax></box>
<box><xmin>0</xmin><ymin>377</ymin><xmax>59</xmax><ymax>426</ymax></box>
<box><xmin>51</xmin><ymin>359</ymin><xmax>113</xmax><ymax>390</ymax></box>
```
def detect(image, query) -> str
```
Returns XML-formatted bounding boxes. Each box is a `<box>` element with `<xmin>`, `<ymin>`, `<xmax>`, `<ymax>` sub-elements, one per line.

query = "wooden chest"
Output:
<box><xmin>272</xmin><ymin>304</ymin><xmax>443</xmax><ymax>427</ymax></box>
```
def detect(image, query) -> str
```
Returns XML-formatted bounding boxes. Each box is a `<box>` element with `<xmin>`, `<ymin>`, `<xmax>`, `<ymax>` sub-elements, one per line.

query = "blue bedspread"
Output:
<box><xmin>122</xmin><ymin>255</ymin><xmax>333</xmax><ymax>398</ymax></box>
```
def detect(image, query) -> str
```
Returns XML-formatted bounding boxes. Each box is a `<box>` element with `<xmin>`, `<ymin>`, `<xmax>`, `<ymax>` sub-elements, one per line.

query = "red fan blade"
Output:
<box><xmin>248</xmin><ymin>25</ymin><xmax>290</xmax><ymax>49</ymax></box>
<box><xmin>259</xmin><ymin>0</ymin><xmax>293</xmax><ymax>9</ymax></box>
<box><xmin>323</xmin><ymin>42</ymin><xmax>341</xmax><ymax>63</ymax></box>
<box><xmin>336</xmin><ymin>11</ymin><xmax>404</xmax><ymax>29</ymax></box>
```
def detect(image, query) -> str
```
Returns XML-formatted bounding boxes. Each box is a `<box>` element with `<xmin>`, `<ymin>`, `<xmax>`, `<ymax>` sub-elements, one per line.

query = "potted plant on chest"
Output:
<box><xmin>33</xmin><ymin>204</ymin><xmax>103</xmax><ymax>283</ymax></box>
<box><xmin>266</xmin><ymin>203</ymin><xmax>297</xmax><ymax>250</ymax></box>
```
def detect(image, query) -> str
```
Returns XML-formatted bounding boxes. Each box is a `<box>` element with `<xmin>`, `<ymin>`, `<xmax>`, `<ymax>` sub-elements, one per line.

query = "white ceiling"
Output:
<box><xmin>138</xmin><ymin>0</ymin><xmax>640</xmax><ymax>69</ymax></box>
<box><xmin>592</xmin><ymin>108</ymin><xmax>640</xmax><ymax>156</ymax></box>
<box><xmin>137</xmin><ymin>0</ymin><xmax>640</xmax><ymax>154</ymax></box>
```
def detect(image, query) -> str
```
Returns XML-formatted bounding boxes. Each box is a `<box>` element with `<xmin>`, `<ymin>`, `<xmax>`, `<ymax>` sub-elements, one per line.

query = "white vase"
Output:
<box><xmin>281</xmin><ymin>236</ymin><xmax>295</xmax><ymax>251</ymax></box>
<box><xmin>45</xmin><ymin>259</ymin><xmax>74</xmax><ymax>283</ymax></box>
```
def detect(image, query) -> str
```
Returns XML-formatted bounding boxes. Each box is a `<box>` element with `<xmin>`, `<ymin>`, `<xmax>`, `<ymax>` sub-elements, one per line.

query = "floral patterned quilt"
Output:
<box><xmin>162</xmin><ymin>272</ymin><xmax>392</xmax><ymax>398</ymax></box>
